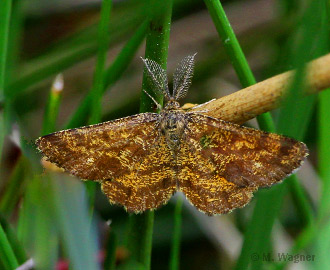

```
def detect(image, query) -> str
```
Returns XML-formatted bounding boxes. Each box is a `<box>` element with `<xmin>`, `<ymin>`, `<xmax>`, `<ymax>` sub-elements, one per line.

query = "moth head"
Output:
<box><xmin>164</xmin><ymin>100</ymin><xmax>180</xmax><ymax>110</ymax></box>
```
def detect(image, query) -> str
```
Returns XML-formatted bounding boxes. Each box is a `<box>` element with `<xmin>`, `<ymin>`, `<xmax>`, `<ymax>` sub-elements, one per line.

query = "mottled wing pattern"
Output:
<box><xmin>37</xmin><ymin>113</ymin><xmax>159</xmax><ymax>180</ymax></box>
<box><xmin>177</xmin><ymin>141</ymin><xmax>256</xmax><ymax>215</ymax></box>
<box><xmin>37</xmin><ymin>113</ymin><xmax>176</xmax><ymax>213</ymax></box>
<box><xmin>102</xmin><ymin>134</ymin><xmax>176</xmax><ymax>213</ymax></box>
<box><xmin>177</xmin><ymin>113</ymin><xmax>308</xmax><ymax>215</ymax></box>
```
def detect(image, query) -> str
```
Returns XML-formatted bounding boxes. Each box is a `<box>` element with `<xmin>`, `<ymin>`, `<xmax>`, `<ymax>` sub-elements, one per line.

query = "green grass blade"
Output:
<box><xmin>16</xmin><ymin>176</ymin><xmax>54</xmax><ymax>269</ymax></box>
<box><xmin>236</xmin><ymin>185</ymin><xmax>287</xmax><ymax>270</ymax></box>
<box><xmin>4</xmin><ymin>0</ymin><xmax>24</xmax><ymax>83</ymax></box>
<box><xmin>314</xmin><ymin>87</ymin><xmax>330</xmax><ymax>268</ymax></box>
<box><xmin>0</xmin><ymin>0</ymin><xmax>13</xmax><ymax>164</ymax></box>
<box><xmin>65</xmin><ymin>20</ymin><xmax>147</xmax><ymax>129</ymax></box>
<box><xmin>0</xmin><ymin>223</ymin><xmax>19</xmax><ymax>269</ymax></box>
<box><xmin>51</xmin><ymin>175</ymin><xmax>99</xmax><ymax>270</ymax></box>
<box><xmin>103</xmin><ymin>21</ymin><xmax>148</xmax><ymax>88</ymax></box>
<box><xmin>15</xmin><ymin>74</ymin><xmax>65</xmax><ymax>269</ymax></box>
<box><xmin>0</xmin><ymin>4</ymin><xmax>27</xmax><ymax>267</ymax></box>
<box><xmin>89</xmin><ymin>0</ymin><xmax>112</xmax><ymax>125</ymax></box>
<box><xmin>104</xmin><ymin>230</ymin><xmax>117</xmax><ymax>270</ymax></box>
<box><xmin>41</xmin><ymin>74</ymin><xmax>64</xmax><ymax>135</ymax></box>
<box><xmin>32</xmin><ymin>176</ymin><xmax>59</xmax><ymax>269</ymax></box>
<box><xmin>7</xmin><ymin>43</ymin><xmax>96</xmax><ymax>99</ymax></box>
<box><xmin>16</xmin><ymin>190</ymin><xmax>34</xmax><ymax>252</ymax></box>
<box><xmin>318</xmin><ymin>95</ymin><xmax>330</xmax><ymax>216</ymax></box>
<box><xmin>0</xmin><ymin>0</ymin><xmax>12</xmax><ymax>100</ymax></box>
<box><xmin>0</xmin><ymin>157</ymin><xmax>28</xmax><ymax>215</ymax></box>
<box><xmin>33</xmin><ymin>74</ymin><xmax>65</xmax><ymax>269</ymax></box>
<box><xmin>0</xmin><ymin>214</ymin><xmax>27</xmax><ymax>265</ymax></box>
<box><xmin>0</xmin><ymin>114</ymin><xmax>4</xmax><ymax>169</ymax></box>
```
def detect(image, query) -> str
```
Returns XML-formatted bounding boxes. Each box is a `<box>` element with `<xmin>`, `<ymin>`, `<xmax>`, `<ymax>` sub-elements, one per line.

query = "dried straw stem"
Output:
<box><xmin>193</xmin><ymin>53</ymin><xmax>330</xmax><ymax>124</ymax></box>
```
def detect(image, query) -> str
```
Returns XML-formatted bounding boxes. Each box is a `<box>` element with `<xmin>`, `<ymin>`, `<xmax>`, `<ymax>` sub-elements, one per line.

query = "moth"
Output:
<box><xmin>36</xmin><ymin>54</ymin><xmax>308</xmax><ymax>215</ymax></box>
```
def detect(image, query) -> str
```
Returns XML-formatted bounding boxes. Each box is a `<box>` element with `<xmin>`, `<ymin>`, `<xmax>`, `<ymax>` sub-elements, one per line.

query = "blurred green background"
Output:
<box><xmin>0</xmin><ymin>0</ymin><xmax>329</xmax><ymax>269</ymax></box>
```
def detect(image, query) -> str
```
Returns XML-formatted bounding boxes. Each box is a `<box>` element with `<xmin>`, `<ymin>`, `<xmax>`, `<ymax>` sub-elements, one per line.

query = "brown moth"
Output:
<box><xmin>36</xmin><ymin>55</ymin><xmax>308</xmax><ymax>215</ymax></box>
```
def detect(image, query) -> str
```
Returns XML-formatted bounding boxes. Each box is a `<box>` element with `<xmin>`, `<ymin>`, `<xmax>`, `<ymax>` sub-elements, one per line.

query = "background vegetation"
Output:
<box><xmin>0</xmin><ymin>0</ymin><xmax>329</xmax><ymax>269</ymax></box>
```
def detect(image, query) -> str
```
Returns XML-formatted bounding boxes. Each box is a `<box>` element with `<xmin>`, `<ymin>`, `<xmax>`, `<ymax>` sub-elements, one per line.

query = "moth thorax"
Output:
<box><xmin>161</xmin><ymin>112</ymin><xmax>185</xmax><ymax>150</ymax></box>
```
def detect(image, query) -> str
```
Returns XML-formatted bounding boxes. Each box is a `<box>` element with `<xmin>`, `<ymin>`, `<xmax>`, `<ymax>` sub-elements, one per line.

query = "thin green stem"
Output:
<box><xmin>139</xmin><ymin>1</ymin><xmax>173</xmax><ymax>112</ymax></box>
<box><xmin>204</xmin><ymin>0</ymin><xmax>275</xmax><ymax>132</ymax></box>
<box><xmin>0</xmin><ymin>0</ymin><xmax>12</xmax><ymax>165</ymax></box>
<box><xmin>169</xmin><ymin>196</ymin><xmax>183</xmax><ymax>270</ymax></box>
<box><xmin>0</xmin><ymin>0</ymin><xmax>12</xmax><ymax>98</ymax></box>
<box><xmin>204</xmin><ymin>0</ymin><xmax>255</xmax><ymax>87</ymax></box>
<box><xmin>126</xmin><ymin>1</ymin><xmax>173</xmax><ymax>269</ymax></box>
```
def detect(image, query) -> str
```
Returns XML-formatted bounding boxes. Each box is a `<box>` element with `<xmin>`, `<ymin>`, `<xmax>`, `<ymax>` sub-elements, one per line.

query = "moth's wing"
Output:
<box><xmin>36</xmin><ymin>113</ymin><xmax>160</xmax><ymax>180</ymax></box>
<box><xmin>102</xmin><ymin>134</ymin><xmax>176</xmax><ymax>213</ymax></box>
<box><xmin>177</xmin><ymin>139</ymin><xmax>256</xmax><ymax>215</ymax></box>
<box><xmin>37</xmin><ymin>113</ymin><xmax>177</xmax><ymax>213</ymax></box>
<box><xmin>177</xmin><ymin>113</ymin><xmax>308</xmax><ymax>215</ymax></box>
